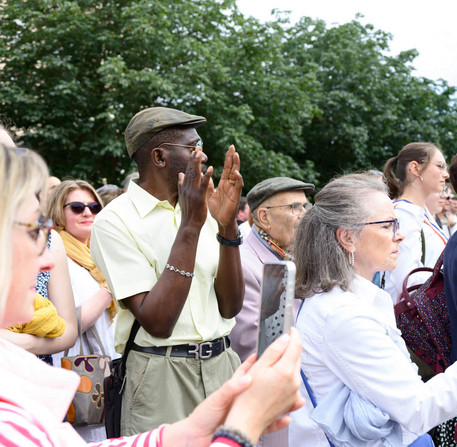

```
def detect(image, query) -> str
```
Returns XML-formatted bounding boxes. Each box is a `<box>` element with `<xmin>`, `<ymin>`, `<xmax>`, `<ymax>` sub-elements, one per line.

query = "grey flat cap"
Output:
<box><xmin>247</xmin><ymin>177</ymin><xmax>315</xmax><ymax>211</ymax></box>
<box><xmin>125</xmin><ymin>107</ymin><xmax>206</xmax><ymax>157</ymax></box>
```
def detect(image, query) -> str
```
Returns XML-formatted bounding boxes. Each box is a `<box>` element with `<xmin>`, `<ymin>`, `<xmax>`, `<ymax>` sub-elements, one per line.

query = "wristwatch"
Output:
<box><xmin>216</xmin><ymin>230</ymin><xmax>243</xmax><ymax>246</ymax></box>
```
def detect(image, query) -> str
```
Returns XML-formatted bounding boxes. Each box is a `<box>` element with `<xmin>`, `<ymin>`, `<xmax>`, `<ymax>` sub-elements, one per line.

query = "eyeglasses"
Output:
<box><xmin>64</xmin><ymin>201</ymin><xmax>102</xmax><ymax>215</ymax></box>
<box><xmin>14</xmin><ymin>216</ymin><xmax>53</xmax><ymax>255</ymax></box>
<box><xmin>435</xmin><ymin>162</ymin><xmax>448</xmax><ymax>172</ymax></box>
<box><xmin>157</xmin><ymin>140</ymin><xmax>203</xmax><ymax>151</ymax></box>
<box><xmin>265</xmin><ymin>202</ymin><xmax>313</xmax><ymax>216</ymax></box>
<box><xmin>360</xmin><ymin>218</ymin><xmax>400</xmax><ymax>237</ymax></box>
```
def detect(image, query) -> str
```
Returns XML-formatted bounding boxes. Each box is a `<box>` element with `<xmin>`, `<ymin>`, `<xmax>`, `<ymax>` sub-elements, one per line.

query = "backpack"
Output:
<box><xmin>394</xmin><ymin>249</ymin><xmax>451</xmax><ymax>375</ymax></box>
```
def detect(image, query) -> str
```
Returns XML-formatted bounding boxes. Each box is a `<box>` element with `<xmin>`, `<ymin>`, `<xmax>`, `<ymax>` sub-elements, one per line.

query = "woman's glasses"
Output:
<box><xmin>64</xmin><ymin>201</ymin><xmax>102</xmax><ymax>215</ymax></box>
<box><xmin>360</xmin><ymin>218</ymin><xmax>400</xmax><ymax>238</ymax></box>
<box><xmin>14</xmin><ymin>216</ymin><xmax>53</xmax><ymax>255</ymax></box>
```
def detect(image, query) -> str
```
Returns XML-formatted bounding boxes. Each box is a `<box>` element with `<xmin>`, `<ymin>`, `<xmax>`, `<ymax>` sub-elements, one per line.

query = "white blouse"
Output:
<box><xmin>384</xmin><ymin>199</ymin><xmax>447</xmax><ymax>302</ymax></box>
<box><xmin>52</xmin><ymin>258</ymin><xmax>119</xmax><ymax>442</ymax></box>
<box><xmin>290</xmin><ymin>276</ymin><xmax>457</xmax><ymax>447</ymax></box>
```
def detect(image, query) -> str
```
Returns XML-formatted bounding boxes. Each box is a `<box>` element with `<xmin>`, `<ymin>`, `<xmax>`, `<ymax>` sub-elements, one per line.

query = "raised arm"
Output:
<box><xmin>208</xmin><ymin>145</ymin><xmax>245</xmax><ymax>318</ymax></box>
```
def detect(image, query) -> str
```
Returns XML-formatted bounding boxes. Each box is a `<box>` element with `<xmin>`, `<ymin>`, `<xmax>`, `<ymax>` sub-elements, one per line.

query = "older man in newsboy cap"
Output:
<box><xmin>230</xmin><ymin>177</ymin><xmax>314</xmax><ymax>447</ymax></box>
<box><xmin>91</xmin><ymin>107</ymin><xmax>245</xmax><ymax>434</ymax></box>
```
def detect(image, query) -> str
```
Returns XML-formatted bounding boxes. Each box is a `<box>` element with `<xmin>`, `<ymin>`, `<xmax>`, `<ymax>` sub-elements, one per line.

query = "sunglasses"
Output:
<box><xmin>64</xmin><ymin>201</ymin><xmax>102</xmax><ymax>215</ymax></box>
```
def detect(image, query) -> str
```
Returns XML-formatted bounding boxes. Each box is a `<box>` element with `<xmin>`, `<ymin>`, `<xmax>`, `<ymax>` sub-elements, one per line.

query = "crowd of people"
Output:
<box><xmin>1</xmin><ymin>105</ymin><xmax>457</xmax><ymax>447</ymax></box>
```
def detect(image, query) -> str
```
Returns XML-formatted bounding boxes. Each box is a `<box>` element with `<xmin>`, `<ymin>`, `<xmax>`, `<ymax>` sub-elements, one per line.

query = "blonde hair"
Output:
<box><xmin>46</xmin><ymin>180</ymin><xmax>103</xmax><ymax>234</ymax></box>
<box><xmin>0</xmin><ymin>144</ymin><xmax>48</xmax><ymax>324</ymax></box>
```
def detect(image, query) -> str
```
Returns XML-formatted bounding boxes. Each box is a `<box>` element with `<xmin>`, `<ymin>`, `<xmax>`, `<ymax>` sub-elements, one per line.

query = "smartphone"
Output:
<box><xmin>256</xmin><ymin>260</ymin><xmax>296</xmax><ymax>357</ymax></box>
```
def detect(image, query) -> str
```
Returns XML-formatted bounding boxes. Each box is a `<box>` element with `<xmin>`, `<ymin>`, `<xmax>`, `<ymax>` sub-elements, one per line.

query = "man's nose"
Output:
<box><xmin>195</xmin><ymin>146</ymin><xmax>208</xmax><ymax>163</ymax></box>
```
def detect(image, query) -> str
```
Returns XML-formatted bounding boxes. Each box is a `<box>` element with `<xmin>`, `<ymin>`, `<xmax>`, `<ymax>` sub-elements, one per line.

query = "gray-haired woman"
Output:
<box><xmin>289</xmin><ymin>173</ymin><xmax>457</xmax><ymax>447</ymax></box>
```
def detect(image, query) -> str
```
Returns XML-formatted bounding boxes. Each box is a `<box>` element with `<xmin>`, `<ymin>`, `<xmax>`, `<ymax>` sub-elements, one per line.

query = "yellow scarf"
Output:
<box><xmin>59</xmin><ymin>230</ymin><xmax>117</xmax><ymax>323</ymax></box>
<box><xmin>9</xmin><ymin>293</ymin><xmax>66</xmax><ymax>337</ymax></box>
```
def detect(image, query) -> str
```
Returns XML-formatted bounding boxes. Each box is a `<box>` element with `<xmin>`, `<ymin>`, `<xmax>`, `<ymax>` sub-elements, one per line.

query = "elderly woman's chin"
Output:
<box><xmin>379</xmin><ymin>255</ymin><xmax>398</xmax><ymax>274</ymax></box>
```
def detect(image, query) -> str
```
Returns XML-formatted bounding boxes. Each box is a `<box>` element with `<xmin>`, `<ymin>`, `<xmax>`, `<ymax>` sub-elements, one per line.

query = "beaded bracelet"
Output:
<box><xmin>165</xmin><ymin>263</ymin><xmax>194</xmax><ymax>278</ymax></box>
<box><xmin>211</xmin><ymin>425</ymin><xmax>255</xmax><ymax>447</ymax></box>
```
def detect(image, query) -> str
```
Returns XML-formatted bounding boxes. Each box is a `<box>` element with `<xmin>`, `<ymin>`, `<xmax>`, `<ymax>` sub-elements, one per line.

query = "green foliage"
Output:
<box><xmin>1</xmin><ymin>1</ymin><xmax>457</xmax><ymax>192</ymax></box>
<box><xmin>290</xmin><ymin>18</ymin><xmax>457</xmax><ymax>184</ymax></box>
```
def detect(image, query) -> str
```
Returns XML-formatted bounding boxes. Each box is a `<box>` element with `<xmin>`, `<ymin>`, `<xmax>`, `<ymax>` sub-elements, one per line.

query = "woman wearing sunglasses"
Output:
<box><xmin>289</xmin><ymin>173</ymin><xmax>457</xmax><ymax>447</ymax></box>
<box><xmin>0</xmin><ymin>142</ymin><xmax>303</xmax><ymax>447</ymax></box>
<box><xmin>383</xmin><ymin>142</ymin><xmax>449</xmax><ymax>302</ymax></box>
<box><xmin>47</xmin><ymin>180</ymin><xmax>118</xmax><ymax>442</ymax></box>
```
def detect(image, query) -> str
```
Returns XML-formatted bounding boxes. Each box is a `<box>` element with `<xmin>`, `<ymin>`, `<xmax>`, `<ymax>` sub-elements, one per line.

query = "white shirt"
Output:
<box><xmin>239</xmin><ymin>220</ymin><xmax>252</xmax><ymax>240</ymax></box>
<box><xmin>384</xmin><ymin>199</ymin><xmax>447</xmax><ymax>302</ymax></box>
<box><xmin>290</xmin><ymin>276</ymin><xmax>457</xmax><ymax>447</ymax></box>
<box><xmin>443</xmin><ymin>214</ymin><xmax>457</xmax><ymax>238</ymax></box>
<box><xmin>91</xmin><ymin>180</ymin><xmax>234</xmax><ymax>353</ymax></box>
<box><xmin>52</xmin><ymin>258</ymin><xmax>119</xmax><ymax>443</ymax></box>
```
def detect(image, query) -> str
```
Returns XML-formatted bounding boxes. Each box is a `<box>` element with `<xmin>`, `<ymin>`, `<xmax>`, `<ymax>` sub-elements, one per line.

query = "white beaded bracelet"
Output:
<box><xmin>165</xmin><ymin>263</ymin><xmax>194</xmax><ymax>278</ymax></box>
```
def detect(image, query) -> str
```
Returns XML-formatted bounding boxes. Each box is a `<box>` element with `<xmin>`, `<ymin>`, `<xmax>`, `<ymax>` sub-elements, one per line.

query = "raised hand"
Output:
<box><xmin>223</xmin><ymin>328</ymin><xmax>304</xmax><ymax>442</ymax></box>
<box><xmin>162</xmin><ymin>328</ymin><xmax>304</xmax><ymax>447</ymax></box>
<box><xmin>208</xmin><ymin>145</ymin><xmax>243</xmax><ymax>227</ymax></box>
<box><xmin>178</xmin><ymin>149</ymin><xmax>213</xmax><ymax>229</ymax></box>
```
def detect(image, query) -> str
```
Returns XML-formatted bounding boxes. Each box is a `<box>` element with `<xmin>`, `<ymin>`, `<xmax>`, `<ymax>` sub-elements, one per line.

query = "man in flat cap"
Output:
<box><xmin>91</xmin><ymin>107</ymin><xmax>244</xmax><ymax>435</ymax></box>
<box><xmin>230</xmin><ymin>176</ymin><xmax>314</xmax><ymax>447</ymax></box>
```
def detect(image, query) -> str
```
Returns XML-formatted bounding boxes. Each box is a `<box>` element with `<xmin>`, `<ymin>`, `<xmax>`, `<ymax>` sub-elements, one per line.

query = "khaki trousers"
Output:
<box><xmin>120</xmin><ymin>347</ymin><xmax>240</xmax><ymax>436</ymax></box>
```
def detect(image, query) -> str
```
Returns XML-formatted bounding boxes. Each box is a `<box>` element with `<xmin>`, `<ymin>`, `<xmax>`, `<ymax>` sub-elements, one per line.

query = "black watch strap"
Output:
<box><xmin>216</xmin><ymin>230</ymin><xmax>243</xmax><ymax>246</ymax></box>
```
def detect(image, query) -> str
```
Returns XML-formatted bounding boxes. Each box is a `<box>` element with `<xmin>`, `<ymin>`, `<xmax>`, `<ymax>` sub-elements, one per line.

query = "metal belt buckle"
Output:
<box><xmin>188</xmin><ymin>341</ymin><xmax>213</xmax><ymax>360</ymax></box>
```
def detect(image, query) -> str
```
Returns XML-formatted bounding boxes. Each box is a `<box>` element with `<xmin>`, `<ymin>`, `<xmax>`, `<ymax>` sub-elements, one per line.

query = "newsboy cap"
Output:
<box><xmin>125</xmin><ymin>107</ymin><xmax>207</xmax><ymax>157</ymax></box>
<box><xmin>247</xmin><ymin>177</ymin><xmax>315</xmax><ymax>211</ymax></box>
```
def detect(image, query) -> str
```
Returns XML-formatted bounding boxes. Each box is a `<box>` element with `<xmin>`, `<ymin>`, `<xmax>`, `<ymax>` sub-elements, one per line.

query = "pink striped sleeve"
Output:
<box><xmin>88</xmin><ymin>429</ymin><xmax>157</xmax><ymax>447</ymax></box>
<box><xmin>0</xmin><ymin>402</ymin><xmax>54</xmax><ymax>446</ymax></box>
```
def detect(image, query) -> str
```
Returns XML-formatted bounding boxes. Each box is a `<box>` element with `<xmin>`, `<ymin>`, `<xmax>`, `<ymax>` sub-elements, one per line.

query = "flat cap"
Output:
<box><xmin>125</xmin><ymin>107</ymin><xmax>206</xmax><ymax>157</ymax></box>
<box><xmin>247</xmin><ymin>177</ymin><xmax>315</xmax><ymax>211</ymax></box>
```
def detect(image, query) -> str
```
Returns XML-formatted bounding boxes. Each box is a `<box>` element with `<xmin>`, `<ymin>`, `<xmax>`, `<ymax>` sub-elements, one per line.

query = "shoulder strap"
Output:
<box><xmin>420</xmin><ymin>228</ymin><xmax>426</xmax><ymax>265</ymax></box>
<box><xmin>89</xmin><ymin>325</ymin><xmax>107</xmax><ymax>357</ymax></box>
<box><xmin>122</xmin><ymin>320</ymin><xmax>141</xmax><ymax>369</ymax></box>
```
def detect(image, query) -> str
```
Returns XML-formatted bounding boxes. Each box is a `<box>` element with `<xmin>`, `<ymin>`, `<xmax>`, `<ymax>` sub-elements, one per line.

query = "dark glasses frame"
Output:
<box><xmin>64</xmin><ymin>201</ymin><xmax>102</xmax><ymax>215</ymax></box>
<box><xmin>360</xmin><ymin>218</ymin><xmax>400</xmax><ymax>238</ymax></box>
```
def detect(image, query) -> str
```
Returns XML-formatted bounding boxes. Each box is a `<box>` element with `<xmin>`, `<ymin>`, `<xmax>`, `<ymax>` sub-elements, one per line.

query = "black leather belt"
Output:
<box><xmin>132</xmin><ymin>336</ymin><xmax>230</xmax><ymax>360</ymax></box>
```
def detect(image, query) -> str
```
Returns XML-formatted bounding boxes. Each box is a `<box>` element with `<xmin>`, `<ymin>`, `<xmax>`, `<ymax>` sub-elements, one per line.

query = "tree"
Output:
<box><xmin>0</xmin><ymin>0</ymin><xmax>317</xmax><ymax>191</ymax></box>
<box><xmin>2</xmin><ymin>2</ymin><xmax>457</xmax><ymax>191</ymax></box>
<box><xmin>288</xmin><ymin>17</ymin><xmax>457</xmax><ymax>184</ymax></box>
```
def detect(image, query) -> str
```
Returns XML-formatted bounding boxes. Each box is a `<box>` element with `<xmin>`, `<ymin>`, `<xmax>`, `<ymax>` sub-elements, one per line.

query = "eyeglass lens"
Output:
<box><xmin>37</xmin><ymin>228</ymin><xmax>48</xmax><ymax>255</ymax></box>
<box><xmin>66</xmin><ymin>201</ymin><xmax>101</xmax><ymax>215</ymax></box>
<box><xmin>291</xmin><ymin>203</ymin><xmax>313</xmax><ymax>215</ymax></box>
<box><xmin>37</xmin><ymin>216</ymin><xmax>52</xmax><ymax>255</ymax></box>
<box><xmin>393</xmin><ymin>219</ymin><xmax>399</xmax><ymax>237</ymax></box>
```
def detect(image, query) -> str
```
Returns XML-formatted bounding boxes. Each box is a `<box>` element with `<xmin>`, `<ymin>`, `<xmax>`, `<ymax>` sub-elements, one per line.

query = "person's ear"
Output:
<box><xmin>256</xmin><ymin>207</ymin><xmax>271</xmax><ymax>229</ymax></box>
<box><xmin>151</xmin><ymin>147</ymin><xmax>167</xmax><ymax>168</ymax></box>
<box><xmin>408</xmin><ymin>160</ymin><xmax>422</xmax><ymax>179</ymax></box>
<box><xmin>336</xmin><ymin>227</ymin><xmax>355</xmax><ymax>253</ymax></box>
